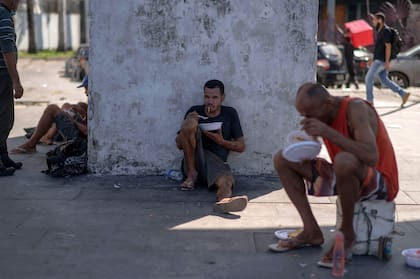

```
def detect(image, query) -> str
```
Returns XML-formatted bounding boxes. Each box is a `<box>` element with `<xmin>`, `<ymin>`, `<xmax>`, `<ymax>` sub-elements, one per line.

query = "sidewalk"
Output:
<box><xmin>2</xmin><ymin>59</ymin><xmax>420</xmax><ymax>278</ymax></box>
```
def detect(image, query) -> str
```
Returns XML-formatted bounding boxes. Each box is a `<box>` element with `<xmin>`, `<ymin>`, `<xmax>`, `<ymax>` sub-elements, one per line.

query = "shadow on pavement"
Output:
<box><xmin>2</xmin><ymin>137</ymin><xmax>420</xmax><ymax>278</ymax></box>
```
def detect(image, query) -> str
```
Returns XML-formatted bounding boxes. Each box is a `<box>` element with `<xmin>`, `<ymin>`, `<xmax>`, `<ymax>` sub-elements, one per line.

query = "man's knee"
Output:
<box><xmin>180</xmin><ymin>118</ymin><xmax>198</xmax><ymax>135</ymax></box>
<box><xmin>45</xmin><ymin>104</ymin><xmax>61</xmax><ymax>114</ymax></box>
<box><xmin>273</xmin><ymin>150</ymin><xmax>288</xmax><ymax>172</ymax></box>
<box><xmin>334</xmin><ymin>152</ymin><xmax>360</xmax><ymax>177</ymax></box>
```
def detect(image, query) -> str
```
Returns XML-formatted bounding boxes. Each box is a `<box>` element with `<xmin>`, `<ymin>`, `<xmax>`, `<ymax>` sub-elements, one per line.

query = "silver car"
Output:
<box><xmin>389</xmin><ymin>44</ymin><xmax>420</xmax><ymax>88</ymax></box>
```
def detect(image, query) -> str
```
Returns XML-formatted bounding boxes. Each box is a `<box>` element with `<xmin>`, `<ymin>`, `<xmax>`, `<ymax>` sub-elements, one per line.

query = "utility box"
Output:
<box><xmin>345</xmin><ymin>20</ymin><xmax>374</xmax><ymax>47</ymax></box>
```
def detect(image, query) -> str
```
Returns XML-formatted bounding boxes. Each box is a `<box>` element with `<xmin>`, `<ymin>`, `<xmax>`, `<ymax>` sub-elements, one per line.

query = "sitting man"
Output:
<box><xmin>12</xmin><ymin>77</ymin><xmax>88</xmax><ymax>154</ymax></box>
<box><xmin>176</xmin><ymin>79</ymin><xmax>248</xmax><ymax>213</ymax></box>
<box><xmin>271</xmin><ymin>82</ymin><xmax>398</xmax><ymax>264</ymax></box>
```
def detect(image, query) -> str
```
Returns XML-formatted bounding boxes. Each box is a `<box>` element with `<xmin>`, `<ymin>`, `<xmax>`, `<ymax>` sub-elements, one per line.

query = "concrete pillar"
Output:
<box><xmin>88</xmin><ymin>0</ymin><xmax>319</xmax><ymax>175</ymax></box>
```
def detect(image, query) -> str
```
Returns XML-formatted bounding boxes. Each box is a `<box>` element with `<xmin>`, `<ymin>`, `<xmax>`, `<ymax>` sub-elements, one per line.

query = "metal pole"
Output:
<box><xmin>327</xmin><ymin>0</ymin><xmax>336</xmax><ymax>43</ymax></box>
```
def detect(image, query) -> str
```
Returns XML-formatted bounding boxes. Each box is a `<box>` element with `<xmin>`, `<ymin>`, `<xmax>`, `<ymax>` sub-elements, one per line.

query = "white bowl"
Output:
<box><xmin>402</xmin><ymin>248</ymin><xmax>420</xmax><ymax>268</ymax></box>
<box><xmin>199</xmin><ymin>122</ymin><xmax>223</xmax><ymax>131</ymax></box>
<box><xmin>286</xmin><ymin>130</ymin><xmax>314</xmax><ymax>144</ymax></box>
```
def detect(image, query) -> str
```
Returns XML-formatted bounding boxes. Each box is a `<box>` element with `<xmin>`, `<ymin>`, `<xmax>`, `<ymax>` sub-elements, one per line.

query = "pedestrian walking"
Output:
<box><xmin>0</xmin><ymin>0</ymin><xmax>24</xmax><ymax>176</ymax></box>
<box><xmin>343</xmin><ymin>32</ymin><xmax>359</xmax><ymax>90</ymax></box>
<box><xmin>365</xmin><ymin>12</ymin><xmax>410</xmax><ymax>106</ymax></box>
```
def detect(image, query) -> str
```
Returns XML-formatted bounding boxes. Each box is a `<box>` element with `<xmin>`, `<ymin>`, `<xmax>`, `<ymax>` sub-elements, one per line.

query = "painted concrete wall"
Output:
<box><xmin>15</xmin><ymin>13</ymin><xmax>82</xmax><ymax>51</ymax></box>
<box><xmin>88</xmin><ymin>0</ymin><xmax>318</xmax><ymax>175</ymax></box>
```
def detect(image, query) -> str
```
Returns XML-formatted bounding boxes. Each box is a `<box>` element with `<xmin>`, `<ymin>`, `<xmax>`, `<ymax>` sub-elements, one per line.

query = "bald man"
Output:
<box><xmin>271</xmin><ymin>82</ymin><xmax>398</xmax><ymax>264</ymax></box>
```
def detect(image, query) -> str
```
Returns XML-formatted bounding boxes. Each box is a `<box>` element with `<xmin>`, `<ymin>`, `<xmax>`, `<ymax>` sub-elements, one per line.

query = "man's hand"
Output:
<box><xmin>300</xmin><ymin>118</ymin><xmax>329</xmax><ymax>137</ymax></box>
<box><xmin>202</xmin><ymin>129</ymin><xmax>224</xmax><ymax>145</ymax></box>
<box><xmin>385</xmin><ymin>61</ymin><xmax>390</xmax><ymax>71</ymax></box>
<box><xmin>186</xmin><ymin>111</ymin><xmax>199</xmax><ymax>121</ymax></box>
<box><xmin>13</xmin><ymin>81</ymin><xmax>23</xmax><ymax>99</ymax></box>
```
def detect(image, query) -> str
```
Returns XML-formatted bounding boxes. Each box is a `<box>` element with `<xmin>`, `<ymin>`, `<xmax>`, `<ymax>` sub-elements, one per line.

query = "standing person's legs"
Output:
<box><xmin>0</xmin><ymin>75</ymin><xmax>17</xmax><ymax>174</ymax></box>
<box><xmin>377</xmin><ymin>68</ymin><xmax>410</xmax><ymax>106</ymax></box>
<box><xmin>365</xmin><ymin>60</ymin><xmax>383</xmax><ymax>104</ymax></box>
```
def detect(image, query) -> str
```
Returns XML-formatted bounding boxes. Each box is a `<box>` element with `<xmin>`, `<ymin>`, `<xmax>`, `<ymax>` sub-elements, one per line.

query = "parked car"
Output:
<box><xmin>388</xmin><ymin>44</ymin><xmax>420</xmax><ymax>88</ymax></box>
<box><xmin>65</xmin><ymin>44</ymin><xmax>89</xmax><ymax>82</ymax></box>
<box><xmin>317</xmin><ymin>42</ymin><xmax>348</xmax><ymax>87</ymax></box>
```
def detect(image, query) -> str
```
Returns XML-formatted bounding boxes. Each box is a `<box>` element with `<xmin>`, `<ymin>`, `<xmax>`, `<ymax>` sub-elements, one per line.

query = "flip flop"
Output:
<box><xmin>317</xmin><ymin>260</ymin><xmax>334</xmax><ymax>269</ymax></box>
<box><xmin>213</xmin><ymin>195</ymin><xmax>248</xmax><ymax>213</ymax></box>
<box><xmin>317</xmin><ymin>252</ymin><xmax>352</xmax><ymax>269</ymax></box>
<box><xmin>274</xmin><ymin>228</ymin><xmax>304</xmax><ymax>240</ymax></box>
<box><xmin>268</xmin><ymin>237</ymin><xmax>322</xmax><ymax>253</ymax></box>
<box><xmin>180</xmin><ymin>180</ymin><xmax>195</xmax><ymax>191</ymax></box>
<box><xmin>10</xmin><ymin>146</ymin><xmax>36</xmax><ymax>154</ymax></box>
<box><xmin>268</xmin><ymin>242</ymin><xmax>318</xmax><ymax>253</ymax></box>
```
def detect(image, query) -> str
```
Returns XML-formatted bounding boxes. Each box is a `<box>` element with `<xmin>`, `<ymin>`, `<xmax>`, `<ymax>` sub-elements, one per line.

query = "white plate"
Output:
<box><xmin>274</xmin><ymin>229</ymin><xmax>295</xmax><ymax>240</ymax></box>
<box><xmin>282</xmin><ymin>141</ymin><xmax>321</xmax><ymax>163</ymax></box>
<box><xmin>199</xmin><ymin>122</ymin><xmax>222</xmax><ymax>131</ymax></box>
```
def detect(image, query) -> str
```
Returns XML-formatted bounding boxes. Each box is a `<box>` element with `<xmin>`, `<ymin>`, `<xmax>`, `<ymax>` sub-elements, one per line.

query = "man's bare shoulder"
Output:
<box><xmin>347</xmin><ymin>98</ymin><xmax>378</xmax><ymax>132</ymax></box>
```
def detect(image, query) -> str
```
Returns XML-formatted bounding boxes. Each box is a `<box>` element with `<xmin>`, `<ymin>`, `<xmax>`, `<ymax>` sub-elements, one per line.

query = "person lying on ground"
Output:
<box><xmin>175</xmin><ymin>79</ymin><xmax>248</xmax><ymax>214</ymax></box>
<box><xmin>271</xmin><ymin>82</ymin><xmax>398</xmax><ymax>265</ymax></box>
<box><xmin>11</xmin><ymin>77</ymin><xmax>88</xmax><ymax>154</ymax></box>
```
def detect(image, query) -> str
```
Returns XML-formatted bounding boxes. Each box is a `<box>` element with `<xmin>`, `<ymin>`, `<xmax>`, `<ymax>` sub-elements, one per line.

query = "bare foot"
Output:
<box><xmin>278</xmin><ymin>229</ymin><xmax>324</xmax><ymax>249</ymax></box>
<box><xmin>321</xmin><ymin>236</ymin><xmax>354</xmax><ymax>263</ymax></box>
<box><xmin>10</xmin><ymin>145</ymin><xmax>36</xmax><ymax>154</ymax></box>
<box><xmin>180</xmin><ymin>179</ymin><xmax>195</xmax><ymax>191</ymax></box>
<box><xmin>40</xmin><ymin>136</ymin><xmax>53</xmax><ymax>145</ymax></box>
<box><xmin>180</xmin><ymin>172</ymin><xmax>197</xmax><ymax>191</ymax></box>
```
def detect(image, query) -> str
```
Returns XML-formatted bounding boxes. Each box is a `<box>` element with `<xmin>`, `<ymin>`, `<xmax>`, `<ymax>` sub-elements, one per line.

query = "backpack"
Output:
<box><xmin>43</xmin><ymin>137</ymin><xmax>88</xmax><ymax>177</ymax></box>
<box><xmin>389</xmin><ymin>27</ymin><xmax>403</xmax><ymax>60</ymax></box>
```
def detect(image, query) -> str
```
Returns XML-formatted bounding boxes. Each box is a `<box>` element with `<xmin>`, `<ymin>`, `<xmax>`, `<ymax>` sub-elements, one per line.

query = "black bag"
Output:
<box><xmin>44</xmin><ymin>137</ymin><xmax>87</xmax><ymax>177</ymax></box>
<box><xmin>389</xmin><ymin>27</ymin><xmax>403</xmax><ymax>60</ymax></box>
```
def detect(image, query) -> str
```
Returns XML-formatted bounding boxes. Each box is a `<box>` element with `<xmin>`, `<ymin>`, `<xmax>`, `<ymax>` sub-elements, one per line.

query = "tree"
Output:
<box><xmin>26</xmin><ymin>0</ymin><xmax>37</xmax><ymax>53</ymax></box>
<box><xmin>57</xmin><ymin>0</ymin><xmax>67</xmax><ymax>52</ymax></box>
<box><xmin>80</xmin><ymin>0</ymin><xmax>86</xmax><ymax>44</ymax></box>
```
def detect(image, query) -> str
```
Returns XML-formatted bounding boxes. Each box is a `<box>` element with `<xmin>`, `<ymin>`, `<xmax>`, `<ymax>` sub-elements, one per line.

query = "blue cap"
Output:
<box><xmin>77</xmin><ymin>75</ymin><xmax>88</xmax><ymax>88</ymax></box>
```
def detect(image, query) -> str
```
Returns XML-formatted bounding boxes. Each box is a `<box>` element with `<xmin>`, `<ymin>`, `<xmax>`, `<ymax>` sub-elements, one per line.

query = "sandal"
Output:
<box><xmin>180</xmin><ymin>180</ymin><xmax>195</xmax><ymax>191</ymax></box>
<box><xmin>213</xmin><ymin>196</ymin><xmax>248</xmax><ymax>213</ymax></box>
<box><xmin>268</xmin><ymin>237</ymin><xmax>322</xmax><ymax>253</ymax></box>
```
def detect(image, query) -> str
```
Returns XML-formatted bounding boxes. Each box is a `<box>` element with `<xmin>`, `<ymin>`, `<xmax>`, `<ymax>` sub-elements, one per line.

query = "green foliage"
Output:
<box><xmin>19</xmin><ymin>50</ymin><xmax>75</xmax><ymax>60</ymax></box>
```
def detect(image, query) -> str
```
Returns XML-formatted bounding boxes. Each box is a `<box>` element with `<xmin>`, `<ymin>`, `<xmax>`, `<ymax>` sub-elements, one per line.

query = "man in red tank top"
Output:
<box><xmin>270</xmin><ymin>82</ymin><xmax>398</xmax><ymax>263</ymax></box>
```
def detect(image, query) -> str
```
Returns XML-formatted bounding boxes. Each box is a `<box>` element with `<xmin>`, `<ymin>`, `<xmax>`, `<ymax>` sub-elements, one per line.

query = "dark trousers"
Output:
<box><xmin>0</xmin><ymin>74</ymin><xmax>14</xmax><ymax>154</ymax></box>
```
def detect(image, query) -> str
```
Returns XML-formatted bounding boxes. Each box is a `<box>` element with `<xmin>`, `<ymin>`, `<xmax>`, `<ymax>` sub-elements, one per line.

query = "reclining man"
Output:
<box><xmin>176</xmin><ymin>79</ymin><xmax>248</xmax><ymax>213</ymax></box>
<box><xmin>11</xmin><ymin>77</ymin><xmax>88</xmax><ymax>154</ymax></box>
<box><xmin>271</xmin><ymin>82</ymin><xmax>398</xmax><ymax>264</ymax></box>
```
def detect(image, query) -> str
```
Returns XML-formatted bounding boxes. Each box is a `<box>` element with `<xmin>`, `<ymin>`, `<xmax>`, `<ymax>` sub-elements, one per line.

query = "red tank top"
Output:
<box><xmin>323</xmin><ymin>97</ymin><xmax>399</xmax><ymax>201</ymax></box>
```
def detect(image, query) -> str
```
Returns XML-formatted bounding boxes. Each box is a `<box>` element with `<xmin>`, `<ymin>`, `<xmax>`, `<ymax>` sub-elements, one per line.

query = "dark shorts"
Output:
<box><xmin>54</xmin><ymin>112</ymin><xmax>80</xmax><ymax>141</ymax></box>
<box><xmin>182</xmin><ymin>128</ymin><xmax>234</xmax><ymax>189</ymax></box>
<box><xmin>305</xmin><ymin>158</ymin><xmax>388</xmax><ymax>201</ymax></box>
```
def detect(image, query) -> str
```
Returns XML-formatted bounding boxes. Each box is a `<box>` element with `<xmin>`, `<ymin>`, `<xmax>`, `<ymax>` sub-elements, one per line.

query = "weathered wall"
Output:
<box><xmin>88</xmin><ymin>0</ymin><xmax>318</xmax><ymax>175</ymax></box>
